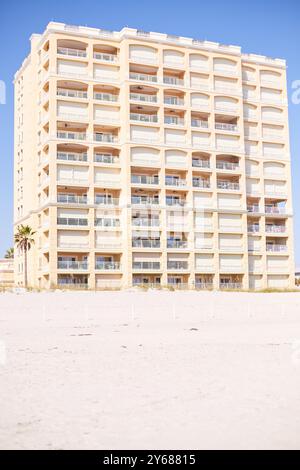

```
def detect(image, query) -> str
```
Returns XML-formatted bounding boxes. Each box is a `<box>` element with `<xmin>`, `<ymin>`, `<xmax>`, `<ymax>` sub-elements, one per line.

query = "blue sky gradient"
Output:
<box><xmin>0</xmin><ymin>0</ymin><xmax>299</xmax><ymax>265</ymax></box>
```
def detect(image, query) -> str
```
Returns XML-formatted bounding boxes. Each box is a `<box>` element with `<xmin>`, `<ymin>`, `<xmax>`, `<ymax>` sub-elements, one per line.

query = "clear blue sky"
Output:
<box><xmin>0</xmin><ymin>0</ymin><xmax>299</xmax><ymax>265</ymax></box>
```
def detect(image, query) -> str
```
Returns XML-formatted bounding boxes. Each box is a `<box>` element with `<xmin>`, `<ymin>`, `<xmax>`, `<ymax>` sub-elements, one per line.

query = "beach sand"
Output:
<box><xmin>0</xmin><ymin>290</ymin><xmax>300</xmax><ymax>450</ymax></box>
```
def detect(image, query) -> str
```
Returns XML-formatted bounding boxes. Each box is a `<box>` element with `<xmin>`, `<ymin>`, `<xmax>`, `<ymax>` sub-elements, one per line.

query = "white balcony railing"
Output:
<box><xmin>266</xmin><ymin>225</ymin><xmax>286</xmax><ymax>233</ymax></box>
<box><xmin>95</xmin><ymin>196</ymin><xmax>119</xmax><ymax>206</ymax></box>
<box><xmin>58</xmin><ymin>260</ymin><xmax>88</xmax><ymax>270</ymax></box>
<box><xmin>57</xmin><ymin>88</ymin><xmax>87</xmax><ymax>99</ymax></box>
<box><xmin>192</xmin><ymin>159</ymin><xmax>210</xmax><ymax>169</ymax></box>
<box><xmin>130</xmin><ymin>93</ymin><xmax>157</xmax><ymax>103</ymax></box>
<box><xmin>132</xmin><ymin>218</ymin><xmax>160</xmax><ymax>227</ymax></box>
<box><xmin>130</xmin><ymin>72</ymin><xmax>157</xmax><ymax>82</ymax></box>
<box><xmin>215</xmin><ymin>122</ymin><xmax>238</xmax><ymax>132</ymax></box>
<box><xmin>57</xmin><ymin>194</ymin><xmax>87</xmax><ymax>205</ymax></box>
<box><xmin>133</xmin><ymin>261</ymin><xmax>160</xmax><ymax>270</ymax></box>
<box><xmin>94</xmin><ymin>133</ymin><xmax>118</xmax><ymax>143</ymax></box>
<box><xmin>265</xmin><ymin>206</ymin><xmax>286</xmax><ymax>215</ymax></box>
<box><xmin>131</xmin><ymin>175</ymin><xmax>159</xmax><ymax>185</ymax></box>
<box><xmin>266</xmin><ymin>244</ymin><xmax>287</xmax><ymax>253</ymax></box>
<box><xmin>164</xmin><ymin>96</ymin><xmax>184</xmax><ymax>106</ymax></box>
<box><xmin>193</xmin><ymin>178</ymin><xmax>211</xmax><ymax>189</ymax></box>
<box><xmin>93</xmin><ymin>52</ymin><xmax>118</xmax><ymax>62</ymax></box>
<box><xmin>164</xmin><ymin>116</ymin><xmax>185</xmax><ymax>126</ymax></box>
<box><xmin>95</xmin><ymin>261</ymin><xmax>121</xmax><ymax>270</ymax></box>
<box><xmin>216</xmin><ymin>161</ymin><xmax>239</xmax><ymax>171</ymax></box>
<box><xmin>131</xmin><ymin>196</ymin><xmax>159</xmax><ymax>205</ymax></box>
<box><xmin>94</xmin><ymin>92</ymin><xmax>118</xmax><ymax>102</ymax></box>
<box><xmin>57</xmin><ymin>47</ymin><xmax>87</xmax><ymax>58</ymax></box>
<box><xmin>94</xmin><ymin>154</ymin><xmax>119</xmax><ymax>164</ymax></box>
<box><xmin>57</xmin><ymin>131</ymin><xmax>86</xmax><ymax>141</ymax></box>
<box><xmin>57</xmin><ymin>152</ymin><xmax>88</xmax><ymax>162</ymax></box>
<box><xmin>132</xmin><ymin>239</ymin><xmax>161</xmax><ymax>248</ymax></box>
<box><xmin>163</xmin><ymin>76</ymin><xmax>184</xmax><ymax>86</ymax></box>
<box><xmin>130</xmin><ymin>113</ymin><xmax>158</xmax><ymax>123</ymax></box>
<box><xmin>217</xmin><ymin>181</ymin><xmax>240</xmax><ymax>191</ymax></box>
<box><xmin>191</xmin><ymin>119</ymin><xmax>209</xmax><ymax>128</ymax></box>
<box><xmin>165</xmin><ymin>176</ymin><xmax>187</xmax><ymax>187</ymax></box>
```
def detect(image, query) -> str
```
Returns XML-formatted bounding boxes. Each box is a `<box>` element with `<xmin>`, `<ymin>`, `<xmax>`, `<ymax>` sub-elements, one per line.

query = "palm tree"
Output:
<box><xmin>14</xmin><ymin>225</ymin><xmax>36</xmax><ymax>288</ymax></box>
<box><xmin>4</xmin><ymin>247</ymin><xmax>14</xmax><ymax>259</ymax></box>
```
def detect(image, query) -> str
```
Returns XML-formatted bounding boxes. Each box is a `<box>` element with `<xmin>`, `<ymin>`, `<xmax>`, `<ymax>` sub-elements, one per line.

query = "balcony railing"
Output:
<box><xmin>167</xmin><ymin>240</ymin><xmax>188</xmax><ymax>249</ymax></box>
<box><xmin>57</xmin><ymin>260</ymin><xmax>88</xmax><ymax>270</ymax></box>
<box><xmin>195</xmin><ymin>282</ymin><xmax>214</xmax><ymax>290</ymax></box>
<box><xmin>95</xmin><ymin>261</ymin><xmax>121</xmax><ymax>270</ymax></box>
<box><xmin>247</xmin><ymin>205</ymin><xmax>260</xmax><ymax>213</ymax></box>
<box><xmin>163</xmin><ymin>76</ymin><xmax>184</xmax><ymax>86</ymax></box>
<box><xmin>57</xmin><ymin>217</ymin><xmax>88</xmax><ymax>226</ymax></box>
<box><xmin>165</xmin><ymin>176</ymin><xmax>187</xmax><ymax>187</ymax></box>
<box><xmin>191</xmin><ymin>119</ymin><xmax>209</xmax><ymax>128</ymax></box>
<box><xmin>164</xmin><ymin>96</ymin><xmax>184</xmax><ymax>106</ymax></box>
<box><xmin>266</xmin><ymin>244</ymin><xmax>287</xmax><ymax>252</ymax></box>
<box><xmin>94</xmin><ymin>133</ymin><xmax>118</xmax><ymax>143</ymax></box>
<box><xmin>248</xmin><ymin>224</ymin><xmax>260</xmax><ymax>233</ymax></box>
<box><xmin>131</xmin><ymin>175</ymin><xmax>159</xmax><ymax>185</ymax></box>
<box><xmin>266</xmin><ymin>225</ymin><xmax>286</xmax><ymax>233</ymax></box>
<box><xmin>132</xmin><ymin>262</ymin><xmax>160</xmax><ymax>270</ymax></box>
<box><xmin>57</xmin><ymin>152</ymin><xmax>87</xmax><ymax>162</ymax></box>
<box><xmin>130</xmin><ymin>93</ymin><xmax>157</xmax><ymax>103</ymax></box>
<box><xmin>132</xmin><ymin>239</ymin><xmax>161</xmax><ymax>248</ymax></box>
<box><xmin>93</xmin><ymin>52</ymin><xmax>118</xmax><ymax>62</ymax></box>
<box><xmin>57</xmin><ymin>47</ymin><xmax>87</xmax><ymax>58</ymax></box>
<box><xmin>130</xmin><ymin>113</ymin><xmax>158</xmax><ymax>123</ymax></box>
<box><xmin>265</xmin><ymin>206</ymin><xmax>286</xmax><ymax>215</ymax></box>
<box><xmin>193</xmin><ymin>178</ymin><xmax>210</xmax><ymax>189</ymax></box>
<box><xmin>217</xmin><ymin>181</ymin><xmax>240</xmax><ymax>191</ymax></box>
<box><xmin>57</xmin><ymin>131</ymin><xmax>86</xmax><ymax>141</ymax></box>
<box><xmin>57</xmin><ymin>194</ymin><xmax>87</xmax><ymax>205</ymax></box>
<box><xmin>94</xmin><ymin>92</ymin><xmax>118</xmax><ymax>102</ymax></box>
<box><xmin>95</xmin><ymin>218</ymin><xmax>120</xmax><ymax>227</ymax></box>
<box><xmin>192</xmin><ymin>159</ymin><xmax>210</xmax><ymax>169</ymax></box>
<box><xmin>95</xmin><ymin>196</ymin><xmax>119</xmax><ymax>206</ymax></box>
<box><xmin>166</xmin><ymin>198</ymin><xmax>186</xmax><ymax>206</ymax></box>
<box><xmin>130</xmin><ymin>72</ymin><xmax>157</xmax><ymax>82</ymax></box>
<box><xmin>164</xmin><ymin>116</ymin><xmax>185</xmax><ymax>126</ymax></box>
<box><xmin>167</xmin><ymin>261</ymin><xmax>188</xmax><ymax>270</ymax></box>
<box><xmin>131</xmin><ymin>196</ymin><xmax>159</xmax><ymax>205</ymax></box>
<box><xmin>57</xmin><ymin>88</ymin><xmax>87</xmax><ymax>99</ymax></box>
<box><xmin>216</xmin><ymin>161</ymin><xmax>239</xmax><ymax>171</ymax></box>
<box><xmin>132</xmin><ymin>218</ymin><xmax>160</xmax><ymax>227</ymax></box>
<box><xmin>220</xmin><ymin>282</ymin><xmax>242</xmax><ymax>290</ymax></box>
<box><xmin>94</xmin><ymin>153</ymin><xmax>119</xmax><ymax>164</ymax></box>
<box><xmin>215</xmin><ymin>122</ymin><xmax>238</xmax><ymax>132</ymax></box>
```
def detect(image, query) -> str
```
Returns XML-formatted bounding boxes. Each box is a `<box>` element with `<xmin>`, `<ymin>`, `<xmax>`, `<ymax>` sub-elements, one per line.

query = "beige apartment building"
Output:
<box><xmin>14</xmin><ymin>22</ymin><xmax>295</xmax><ymax>290</ymax></box>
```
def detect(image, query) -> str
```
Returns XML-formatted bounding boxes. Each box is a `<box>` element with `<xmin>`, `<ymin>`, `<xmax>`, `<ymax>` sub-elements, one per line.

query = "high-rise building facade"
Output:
<box><xmin>14</xmin><ymin>22</ymin><xmax>295</xmax><ymax>290</ymax></box>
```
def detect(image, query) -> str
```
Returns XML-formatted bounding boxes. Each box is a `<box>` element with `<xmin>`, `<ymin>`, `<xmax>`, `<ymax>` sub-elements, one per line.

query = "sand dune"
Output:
<box><xmin>0</xmin><ymin>290</ymin><xmax>300</xmax><ymax>450</ymax></box>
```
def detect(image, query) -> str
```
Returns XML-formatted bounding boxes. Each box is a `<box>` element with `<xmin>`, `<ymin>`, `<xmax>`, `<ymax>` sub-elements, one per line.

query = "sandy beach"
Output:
<box><xmin>0</xmin><ymin>290</ymin><xmax>300</xmax><ymax>450</ymax></box>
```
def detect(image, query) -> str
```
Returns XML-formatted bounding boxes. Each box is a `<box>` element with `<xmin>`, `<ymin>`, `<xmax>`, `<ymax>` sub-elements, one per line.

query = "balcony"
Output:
<box><xmin>131</xmin><ymin>196</ymin><xmax>159</xmax><ymax>205</ymax></box>
<box><xmin>247</xmin><ymin>204</ymin><xmax>260</xmax><ymax>213</ymax></box>
<box><xmin>94</xmin><ymin>92</ymin><xmax>118</xmax><ymax>102</ymax></box>
<box><xmin>130</xmin><ymin>72</ymin><xmax>157</xmax><ymax>83</ymax></box>
<box><xmin>57</xmin><ymin>152</ymin><xmax>88</xmax><ymax>162</ymax></box>
<box><xmin>217</xmin><ymin>181</ymin><xmax>240</xmax><ymax>191</ymax></box>
<box><xmin>132</xmin><ymin>218</ymin><xmax>160</xmax><ymax>227</ymax></box>
<box><xmin>216</xmin><ymin>161</ymin><xmax>239</xmax><ymax>171</ymax></box>
<box><xmin>94</xmin><ymin>133</ymin><xmax>118</xmax><ymax>143</ymax></box>
<box><xmin>191</xmin><ymin>119</ymin><xmax>209</xmax><ymax>129</ymax></box>
<box><xmin>163</xmin><ymin>76</ymin><xmax>184</xmax><ymax>86</ymax></box>
<box><xmin>192</xmin><ymin>159</ymin><xmax>210</xmax><ymax>169</ymax></box>
<box><xmin>248</xmin><ymin>224</ymin><xmax>260</xmax><ymax>233</ymax></box>
<box><xmin>132</xmin><ymin>239</ymin><xmax>161</xmax><ymax>248</ymax></box>
<box><xmin>266</xmin><ymin>244</ymin><xmax>287</xmax><ymax>253</ymax></box>
<box><xmin>220</xmin><ymin>282</ymin><xmax>242</xmax><ymax>290</ymax></box>
<box><xmin>130</xmin><ymin>93</ymin><xmax>157</xmax><ymax>103</ymax></box>
<box><xmin>164</xmin><ymin>96</ymin><xmax>184</xmax><ymax>106</ymax></box>
<box><xmin>57</xmin><ymin>217</ymin><xmax>88</xmax><ymax>226</ymax></box>
<box><xmin>93</xmin><ymin>52</ymin><xmax>118</xmax><ymax>62</ymax></box>
<box><xmin>167</xmin><ymin>240</ymin><xmax>188</xmax><ymax>249</ymax></box>
<box><xmin>266</xmin><ymin>225</ymin><xmax>286</xmax><ymax>234</ymax></box>
<box><xmin>195</xmin><ymin>282</ymin><xmax>214</xmax><ymax>290</ymax></box>
<box><xmin>167</xmin><ymin>261</ymin><xmax>188</xmax><ymax>270</ymax></box>
<box><xmin>94</xmin><ymin>153</ymin><xmax>119</xmax><ymax>164</ymax></box>
<box><xmin>130</xmin><ymin>113</ymin><xmax>158</xmax><ymax>123</ymax></box>
<box><xmin>265</xmin><ymin>205</ymin><xmax>286</xmax><ymax>215</ymax></box>
<box><xmin>95</xmin><ymin>196</ymin><xmax>119</xmax><ymax>206</ymax></box>
<box><xmin>95</xmin><ymin>261</ymin><xmax>121</xmax><ymax>270</ymax></box>
<box><xmin>166</xmin><ymin>197</ymin><xmax>186</xmax><ymax>207</ymax></box>
<box><xmin>132</xmin><ymin>261</ymin><xmax>160</xmax><ymax>270</ymax></box>
<box><xmin>57</xmin><ymin>260</ymin><xmax>88</xmax><ymax>270</ymax></box>
<box><xmin>95</xmin><ymin>218</ymin><xmax>120</xmax><ymax>227</ymax></box>
<box><xmin>165</xmin><ymin>176</ymin><xmax>187</xmax><ymax>187</ymax></box>
<box><xmin>57</xmin><ymin>47</ymin><xmax>87</xmax><ymax>58</ymax></box>
<box><xmin>57</xmin><ymin>88</ymin><xmax>87</xmax><ymax>99</ymax></box>
<box><xmin>57</xmin><ymin>131</ymin><xmax>86</xmax><ymax>141</ymax></box>
<box><xmin>215</xmin><ymin>122</ymin><xmax>238</xmax><ymax>132</ymax></box>
<box><xmin>164</xmin><ymin>116</ymin><xmax>185</xmax><ymax>126</ymax></box>
<box><xmin>131</xmin><ymin>175</ymin><xmax>159</xmax><ymax>185</ymax></box>
<box><xmin>57</xmin><ymin>194</ymin><xmax>87</xmax><ymax>205</ymax></box>
<box><xmin>193</xmin><ymin>178</ymin><xmax>210</xmax><ymax>189</ymax></box>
